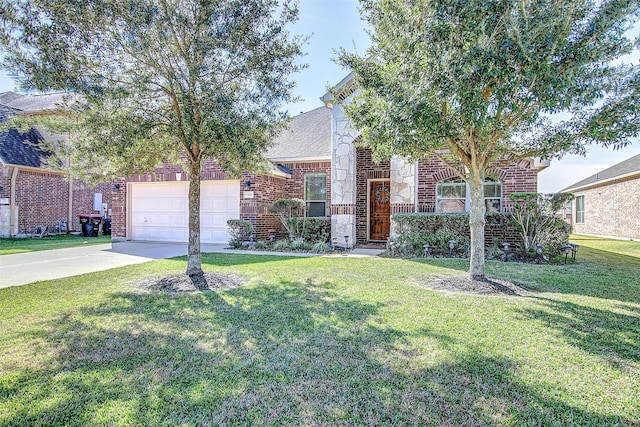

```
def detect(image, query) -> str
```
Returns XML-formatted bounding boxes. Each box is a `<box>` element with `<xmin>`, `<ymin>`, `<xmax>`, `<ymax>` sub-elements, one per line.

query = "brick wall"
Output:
<box><xmin>572</xmin><ymin>176</ymin><xmax>640</xmax><ymax>240</ymax></box>
<box><xmin>417</xmin><ymin>154</ymin><xmax>537</xmax><ymax>207</ymax></box>
<box><xmin>0</xmin><ymin>164</ymin><xmax>111</xmax><ymax>235</ymax></box>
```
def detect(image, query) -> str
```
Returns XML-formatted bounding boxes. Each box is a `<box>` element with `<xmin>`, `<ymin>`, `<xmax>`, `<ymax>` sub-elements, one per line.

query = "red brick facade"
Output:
<box><xmin>0</xmin><ymin>164</ymin><xmax>112</xmax><ymax>236</ymax></box>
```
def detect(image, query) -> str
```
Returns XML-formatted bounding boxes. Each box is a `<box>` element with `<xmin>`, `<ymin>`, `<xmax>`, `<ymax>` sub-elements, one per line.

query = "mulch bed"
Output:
<box><xmin>422</xmin><ymin>275</ymin><xmax>528</xmax><ymax>296</ymax></box>
<box><xmin>135</xmin><ymin>272</ymin><xmax>246</xmax><ymax>294</ymax></box>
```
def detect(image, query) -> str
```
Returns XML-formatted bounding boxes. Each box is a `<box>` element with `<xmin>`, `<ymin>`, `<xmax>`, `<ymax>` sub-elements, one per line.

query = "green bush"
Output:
<box><xmin>392</xmin><ymin>213</ymin><xmax>470</xmax><ymax>256</ymax></box>
<box><xmin>312</xmin><ymin>241</ymin><xmax>332</xmax><ymax>253</ymax></box>
<box><xmin>272</xmin><ymin>239</ymin><xmax>291</xmax><ymax>251</ymax></box>
<box><xmin>287</xmin><ymin>217</ymin><xmax>331</xmax><ymax>243</ymax></box>
<box><xmin>226</xmin><ymin>219</ymin><xmax>253</xmax><ymax>249</ymax></box>
<box><xmin>255</xmin><ymin>240</ymin><xmax>270</xmax><ymax>250</ymax></box>
<box><xmin>290</xmin><ymin>238</ymin><xmax>313</xmax><ymax>251</ymax></box>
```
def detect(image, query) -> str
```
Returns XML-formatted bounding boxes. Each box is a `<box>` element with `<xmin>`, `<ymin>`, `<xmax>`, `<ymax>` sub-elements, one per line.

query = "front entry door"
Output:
<box><xmin>369</xmin><ymin>180</ymin><xmax>391</xmax><ymax>241</ymax></box>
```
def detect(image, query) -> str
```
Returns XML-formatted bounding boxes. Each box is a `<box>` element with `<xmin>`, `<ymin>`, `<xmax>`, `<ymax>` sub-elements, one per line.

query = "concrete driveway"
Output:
<box><xmin>0</xmin><ymin>241</ymin><xmax>218</xmax><ymax>288</ymax></box>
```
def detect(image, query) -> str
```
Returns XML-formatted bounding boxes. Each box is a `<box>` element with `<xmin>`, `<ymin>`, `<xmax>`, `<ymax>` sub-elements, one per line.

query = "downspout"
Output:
<box><xmin>10</xmin><ymin>166</ymin><xmax>18</xmax><ymax>236</ymax></box>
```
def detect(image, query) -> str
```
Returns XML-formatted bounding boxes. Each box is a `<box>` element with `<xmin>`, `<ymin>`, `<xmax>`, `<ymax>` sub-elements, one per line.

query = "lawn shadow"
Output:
<box><xmin>518</xmin><ymin>296</ymin><xmax>640</xmax><ymax>364</ymax></box>
<box><xmin>2</xmin><ymin>278</ymin><xmax>635</xmax><ymax>425</ymax></box>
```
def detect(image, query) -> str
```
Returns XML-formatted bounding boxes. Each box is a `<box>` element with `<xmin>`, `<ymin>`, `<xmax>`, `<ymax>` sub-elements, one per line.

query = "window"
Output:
<box><xmin>576</xmin><ymin>195</ymin><xmax>585</xmax><ymax>223</ymax></box>
<box><xmin>305</xmin><ymin>173</ymin><xmax>326</xmax><ymax>217</ymax></box>
<box><xmin>436</xmin><ymin>177</ymin><xmax>502</xmax><ymax>213</ymax></box>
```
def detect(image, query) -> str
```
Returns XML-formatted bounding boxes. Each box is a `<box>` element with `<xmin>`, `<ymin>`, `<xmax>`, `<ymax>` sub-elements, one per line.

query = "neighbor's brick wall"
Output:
<box><xmin>356</xmin><ymin>148</ymin><xmax>390</xmax><ymax>242</ymax></box>
<box><xmin>0</xmin><ymin>166</ymin><xmax>111</xmax><ymax>235</ymax></box>
<box><xmin>572</xmin><ymin>176</ymin><xmax>640</xmax><ymax>240</ymax></box>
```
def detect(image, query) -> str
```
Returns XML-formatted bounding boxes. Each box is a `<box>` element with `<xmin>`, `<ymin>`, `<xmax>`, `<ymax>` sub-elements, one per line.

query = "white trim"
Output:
<box><xmin>367</xmin><ymin>178</ymin><xmax>390</xmax><ymax>242</ymax></box>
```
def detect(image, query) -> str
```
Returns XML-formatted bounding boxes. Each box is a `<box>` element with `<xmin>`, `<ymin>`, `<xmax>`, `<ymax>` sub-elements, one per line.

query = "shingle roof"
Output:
<box><xmin>266</xmin><ymin>107</ymin><xmax>331</xmax><ymax>160</ymax></box>
<box><xmin>563</xmin><ymin>153</ymin><xmax>640</xmax><ymax>191</ymax></box>
<box><xmin>0</xmin><ymin>105</ymin><xmax>52</xmax><ymax>168</ymax></box>
<box><xmin>0</xmin><ymin>91</ymin><xmax>23</xmax><ymax>106</ymax></box>
<box><xmin>0</xmin><ymin>92</ymin><xmax>69</xmax><ymax>113</ymax></box>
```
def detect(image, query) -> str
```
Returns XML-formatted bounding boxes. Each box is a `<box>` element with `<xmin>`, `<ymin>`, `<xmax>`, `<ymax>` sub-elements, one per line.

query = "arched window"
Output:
<box><xmin>436</xmin><ymin>177</ymin><xmax>502</xmax><ymax>213</ymax></box>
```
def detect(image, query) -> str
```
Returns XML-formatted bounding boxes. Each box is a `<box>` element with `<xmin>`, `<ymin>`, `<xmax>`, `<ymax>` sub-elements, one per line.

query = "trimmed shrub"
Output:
<box><xmin>255</xmin><ymin>239</ymin><xmax>269</xmax><ymax>250</ymax></box>
<box><xmin>392</xmin><ymin>213</ymin><xmax>470</xmax><ymax>257</ymax></box>
<box><xmin>290</xmin><ymin>238</ymin><xmax>313</xmax><ymax>251</ymax></box>
<box><xmin>227</xmin><ymin>219</ymin><xmax>253</xmax><ymax>249</ymax></box>
<box><xmin>287</xmin><ymin>217</ymin><xmax>331</xmax><ymax>243</ymax></box>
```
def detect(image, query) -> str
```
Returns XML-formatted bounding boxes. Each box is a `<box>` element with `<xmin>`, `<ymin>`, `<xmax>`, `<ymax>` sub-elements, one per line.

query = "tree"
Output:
<box><xmin>338</xmin><ymin>0</ymin><xmax>639</xmax><ymax>280</ymax></box>
<box><xmin>1</xmin><ymin>0</ymin><xmax>305</xmax><ymax>278</ymax></box>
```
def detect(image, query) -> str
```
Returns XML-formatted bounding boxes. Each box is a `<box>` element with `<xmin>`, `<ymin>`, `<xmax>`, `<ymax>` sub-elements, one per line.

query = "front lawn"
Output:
<box><xmin>0</xmin><ymin>236</ymin><xmax>638</xmax><ymax>425</ymax></box>
<box><xmin>0</xmin><ymin>234</ymin><xmax>111</xmax><ymax>255</ymax></box>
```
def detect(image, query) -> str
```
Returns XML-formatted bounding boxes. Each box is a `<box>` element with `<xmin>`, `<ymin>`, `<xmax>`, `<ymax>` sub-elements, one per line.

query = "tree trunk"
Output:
<box><xmin>468</xmin><ymin>176</ymin><xmax>486</xmax><ymax>281</ymax></box>
<box><xmin>187</xmin><ymin>160</ymin><xmax>204</xmax><ymax>277</ymax></box>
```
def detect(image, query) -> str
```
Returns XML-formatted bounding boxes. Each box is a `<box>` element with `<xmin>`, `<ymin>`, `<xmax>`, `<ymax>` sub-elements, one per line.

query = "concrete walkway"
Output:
<box><xmin>0</xmin><ymin>241</ymin><xmax>384</xmax><ymax>289</ymax></box>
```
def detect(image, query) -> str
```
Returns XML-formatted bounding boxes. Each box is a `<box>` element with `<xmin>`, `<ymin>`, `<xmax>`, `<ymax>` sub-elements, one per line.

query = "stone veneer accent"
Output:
<box><xmin>330</xmin><ymin>103</ymin><xmax>358</xmax><ymax>244</ymax></box>
<box><xmin>571</xmin><ymin>176</ymin><xmax>640</xmax><ymax>240</ymax></box>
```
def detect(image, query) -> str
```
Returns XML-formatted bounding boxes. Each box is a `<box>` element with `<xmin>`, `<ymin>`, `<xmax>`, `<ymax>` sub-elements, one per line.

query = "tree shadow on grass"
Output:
<box><xmin>518</xmin><ymin>296</ymin><xmax>640</xmax><ymax>364</ymax></box>
<box><xmin>1</xmin><ymin>279</ymin><xmax>635</xmax><ymax>426</ymax></box>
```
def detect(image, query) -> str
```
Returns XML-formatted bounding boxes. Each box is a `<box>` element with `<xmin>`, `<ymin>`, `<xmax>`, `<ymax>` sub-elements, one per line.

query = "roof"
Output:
<box><xmin>0</xmin><ymin>92</ymin><xmax>70</xmax><ymax>113</ymax></box>
<box><xmin>266</xmin><ymin>107</ymin><xmax>331</xmax><ymax>161</ymax></box>
<box><xmin>0</xmin><ymin>105</ymin><xmax>52</xmax><ymax>168</ymax></box>
<box><xmin>563</xmin><ymin>153</ymin><xmax>640</xmax><ymax>192</ymax></box>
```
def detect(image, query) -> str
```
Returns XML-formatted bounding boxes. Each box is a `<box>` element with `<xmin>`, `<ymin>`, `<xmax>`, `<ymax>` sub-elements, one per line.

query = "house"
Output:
<box><xmin>0</xmin><ymin>92</ymin><xmax>113</xmax><ymax>236</ymax></box>
<box><xmin>110</xmin><ymin>75</ymin><xmax>548</xmax><ymax>245</ymax></box>
<box><xmin>563</xmin><ymin>154</ymin><xmax>640</xmax><ymax>240</ymax></box>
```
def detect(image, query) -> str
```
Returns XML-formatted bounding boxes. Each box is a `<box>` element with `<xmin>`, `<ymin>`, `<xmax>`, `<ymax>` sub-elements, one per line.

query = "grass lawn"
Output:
<box><xmin>0</xmin><ymin>234</ymin><xmax>111</xmax><ymax>255</ymax></box>
<box><xmin>1</xmin><ymin>235</ymin><xmax>638</xmax><ymax>425</ymax></box>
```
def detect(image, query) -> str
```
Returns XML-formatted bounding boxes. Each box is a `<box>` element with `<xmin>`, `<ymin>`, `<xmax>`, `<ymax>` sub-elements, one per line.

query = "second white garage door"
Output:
<box><xmin>129</xmin><ymin>180</ymin><xmax>240</xmax><ymax>243</ymax></box>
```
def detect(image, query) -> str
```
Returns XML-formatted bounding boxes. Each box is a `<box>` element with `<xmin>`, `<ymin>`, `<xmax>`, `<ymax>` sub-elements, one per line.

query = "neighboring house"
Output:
<box><xmin>0</xmin><ymin>92</ymin><xmax>112</xmax><ymax>236</ymax></box>
<box><xmin>110</xmin><ymin>75</ymin><xmax>548</xmax><ymax>245</ymax></box>
<box><xmin>563</xmin><ymin>154</ymin><xmax>640</xmax><ymax>240</ymax></box>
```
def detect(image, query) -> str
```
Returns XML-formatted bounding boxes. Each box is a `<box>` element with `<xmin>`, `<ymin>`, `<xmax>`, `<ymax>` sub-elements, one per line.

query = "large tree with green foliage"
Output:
<box><xmin>1</xmin><ymin>0</ymin><xmax>305</xmax><ymax>278</ymax></box>
<box><xmin>338</xmin><ymin>0</ymin><xmax>639</xmax><ymax>280</ymax></box>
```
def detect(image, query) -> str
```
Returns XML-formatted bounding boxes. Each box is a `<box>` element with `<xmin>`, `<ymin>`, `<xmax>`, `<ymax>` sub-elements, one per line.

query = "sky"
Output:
<box><xmin>1</xmin><ymin>0</ymin><xmax>638</xmax><ymax>193</ymax></box>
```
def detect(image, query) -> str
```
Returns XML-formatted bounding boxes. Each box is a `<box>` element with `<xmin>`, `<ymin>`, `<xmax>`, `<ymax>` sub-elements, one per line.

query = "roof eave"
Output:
<box><xmin>563</xmin><ymin>170</ymin><xmax>640</xmax><ymax>192</ymax></box>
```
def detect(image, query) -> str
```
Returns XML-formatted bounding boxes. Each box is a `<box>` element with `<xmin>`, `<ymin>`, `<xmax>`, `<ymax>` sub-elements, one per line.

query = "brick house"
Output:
<box><xmin>563</xmin><ymin>154</ymin><xmax>640</xmax><ymax>240</ymax></box>
<box><xmin>0</xmin><ymin>92</ymin><xmax>112</xmax><ymax>236</ymax></box>
<box><xmin>110</xmin><ymin>75</ymin><xmax>548</xmax><ymax>245</ymax></box>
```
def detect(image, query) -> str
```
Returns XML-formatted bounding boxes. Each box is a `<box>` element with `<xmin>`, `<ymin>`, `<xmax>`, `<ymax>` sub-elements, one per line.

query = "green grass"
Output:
<box><xmin>1</xmin><ymin>236</ymin><xmax>639</xmax><ymax>425</ymax></box>
<box><xmin>0</xmin><ymin>234</ymin><xmax>111</xmax><ymax>255</ymax></box>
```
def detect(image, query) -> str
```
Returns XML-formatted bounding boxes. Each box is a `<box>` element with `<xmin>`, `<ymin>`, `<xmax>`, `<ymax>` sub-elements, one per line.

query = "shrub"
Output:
<box><xmin>227</xmin><ymin>219</ymin><xmax>253</xmax><ymax>249</ymax></box>
<box><xmin>287</xmin><ymin>217</ymin><xmax>331</xmax><ymax>243</ymax></box>
<box><xmin>392</xmin><ymin>213</ymin><xmax>470</xmax><ymax>256</ymax></box>
<box><xmin>312</xmin><ymin>241</ymin><xmax>332</xmax><ymax>253</ymax></box>
<box><xmin>269</xmin><ymin>199</ymin><xmax>305</xmax><ymax>237</ymax></box>
<box><xmin>290</xmin><ymin>238</ymin><xmax>312</xmax><ymax>251</ymax></box>
<box><xmin>255</xmin><ymin>239</ymin><xmax>269</xmax><ymax>250</ymax></box>
<box><xmin>509</xmin><ymin>192</ymin><xmax>573</xmax><ymax>256</ymax></box>
<box><xmin>272</xmin><ymin>239</ymin><xmax>291</xmax><ymax>251</ymax></box>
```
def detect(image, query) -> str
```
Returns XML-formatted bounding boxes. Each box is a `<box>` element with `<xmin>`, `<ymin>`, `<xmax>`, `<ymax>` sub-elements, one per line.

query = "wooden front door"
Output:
<box><xmin>369</xmin><ymin>180</ymin><xmax>391</xmax><ymax>241</ymax></box>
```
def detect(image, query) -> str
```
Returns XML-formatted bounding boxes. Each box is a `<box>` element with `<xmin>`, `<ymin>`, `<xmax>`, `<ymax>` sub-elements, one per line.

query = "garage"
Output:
<box><xmin>128</xmin><ymin>180</ymin><xmax>240</xmax><ymax>243</ymax></box>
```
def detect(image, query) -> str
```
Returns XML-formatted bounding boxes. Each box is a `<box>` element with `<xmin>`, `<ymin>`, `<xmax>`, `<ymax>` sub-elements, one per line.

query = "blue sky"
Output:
<box><xmin>1</xmin><ymin>0</ymin><xmax>638</xmax><ymax>192</ymax></box>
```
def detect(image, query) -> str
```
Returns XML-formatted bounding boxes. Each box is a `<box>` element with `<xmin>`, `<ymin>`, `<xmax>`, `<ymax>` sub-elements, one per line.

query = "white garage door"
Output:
<box><xmin>129</xmin><ymin>180</ymin><xmax>240</xmax><ymax>243</ymax></box>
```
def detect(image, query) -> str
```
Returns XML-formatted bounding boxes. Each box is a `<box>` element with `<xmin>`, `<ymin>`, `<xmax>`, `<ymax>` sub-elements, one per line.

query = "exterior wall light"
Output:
<box><xmin>243</xmin><ymin>180</ymin><xmax>251</xmax><ymax>190</ymax></box>
<box><xmin>112</xmin><ymin>184</ymin><xmax>120</xmax><ymax>191</ymax></box>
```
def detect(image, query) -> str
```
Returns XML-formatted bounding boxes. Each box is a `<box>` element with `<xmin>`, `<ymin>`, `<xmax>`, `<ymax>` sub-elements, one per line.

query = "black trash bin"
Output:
<box><xmin>78</xmin><ymin>214</ymin><xmax>102</xmax><ymax>237</ymax></box>
<box><xmin>102</xmin><ymin>218</ymin><xmax>111</xmax><ymax>236</ymax></box>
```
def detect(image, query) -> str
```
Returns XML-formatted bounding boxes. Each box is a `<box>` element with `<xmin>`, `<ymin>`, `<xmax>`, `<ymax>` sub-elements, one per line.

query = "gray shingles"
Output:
<box><xmin>266</xmin><ymin>107</ymin><xmax>331</xmax><ymax>160</ymax></box>
<box><xmin>1</xmin><ymin>92</ymin><xmax>69</xmax><ymax>113</ymax></box>
<box><xmin>0</xmin><ymin>105</ymin><xmax>52</xmax><ymax>168</ymax></box>
<box><xmin>563</xmin><ymin>154</ymin><xmax>640</xmax><ymax>191</ymax></box>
